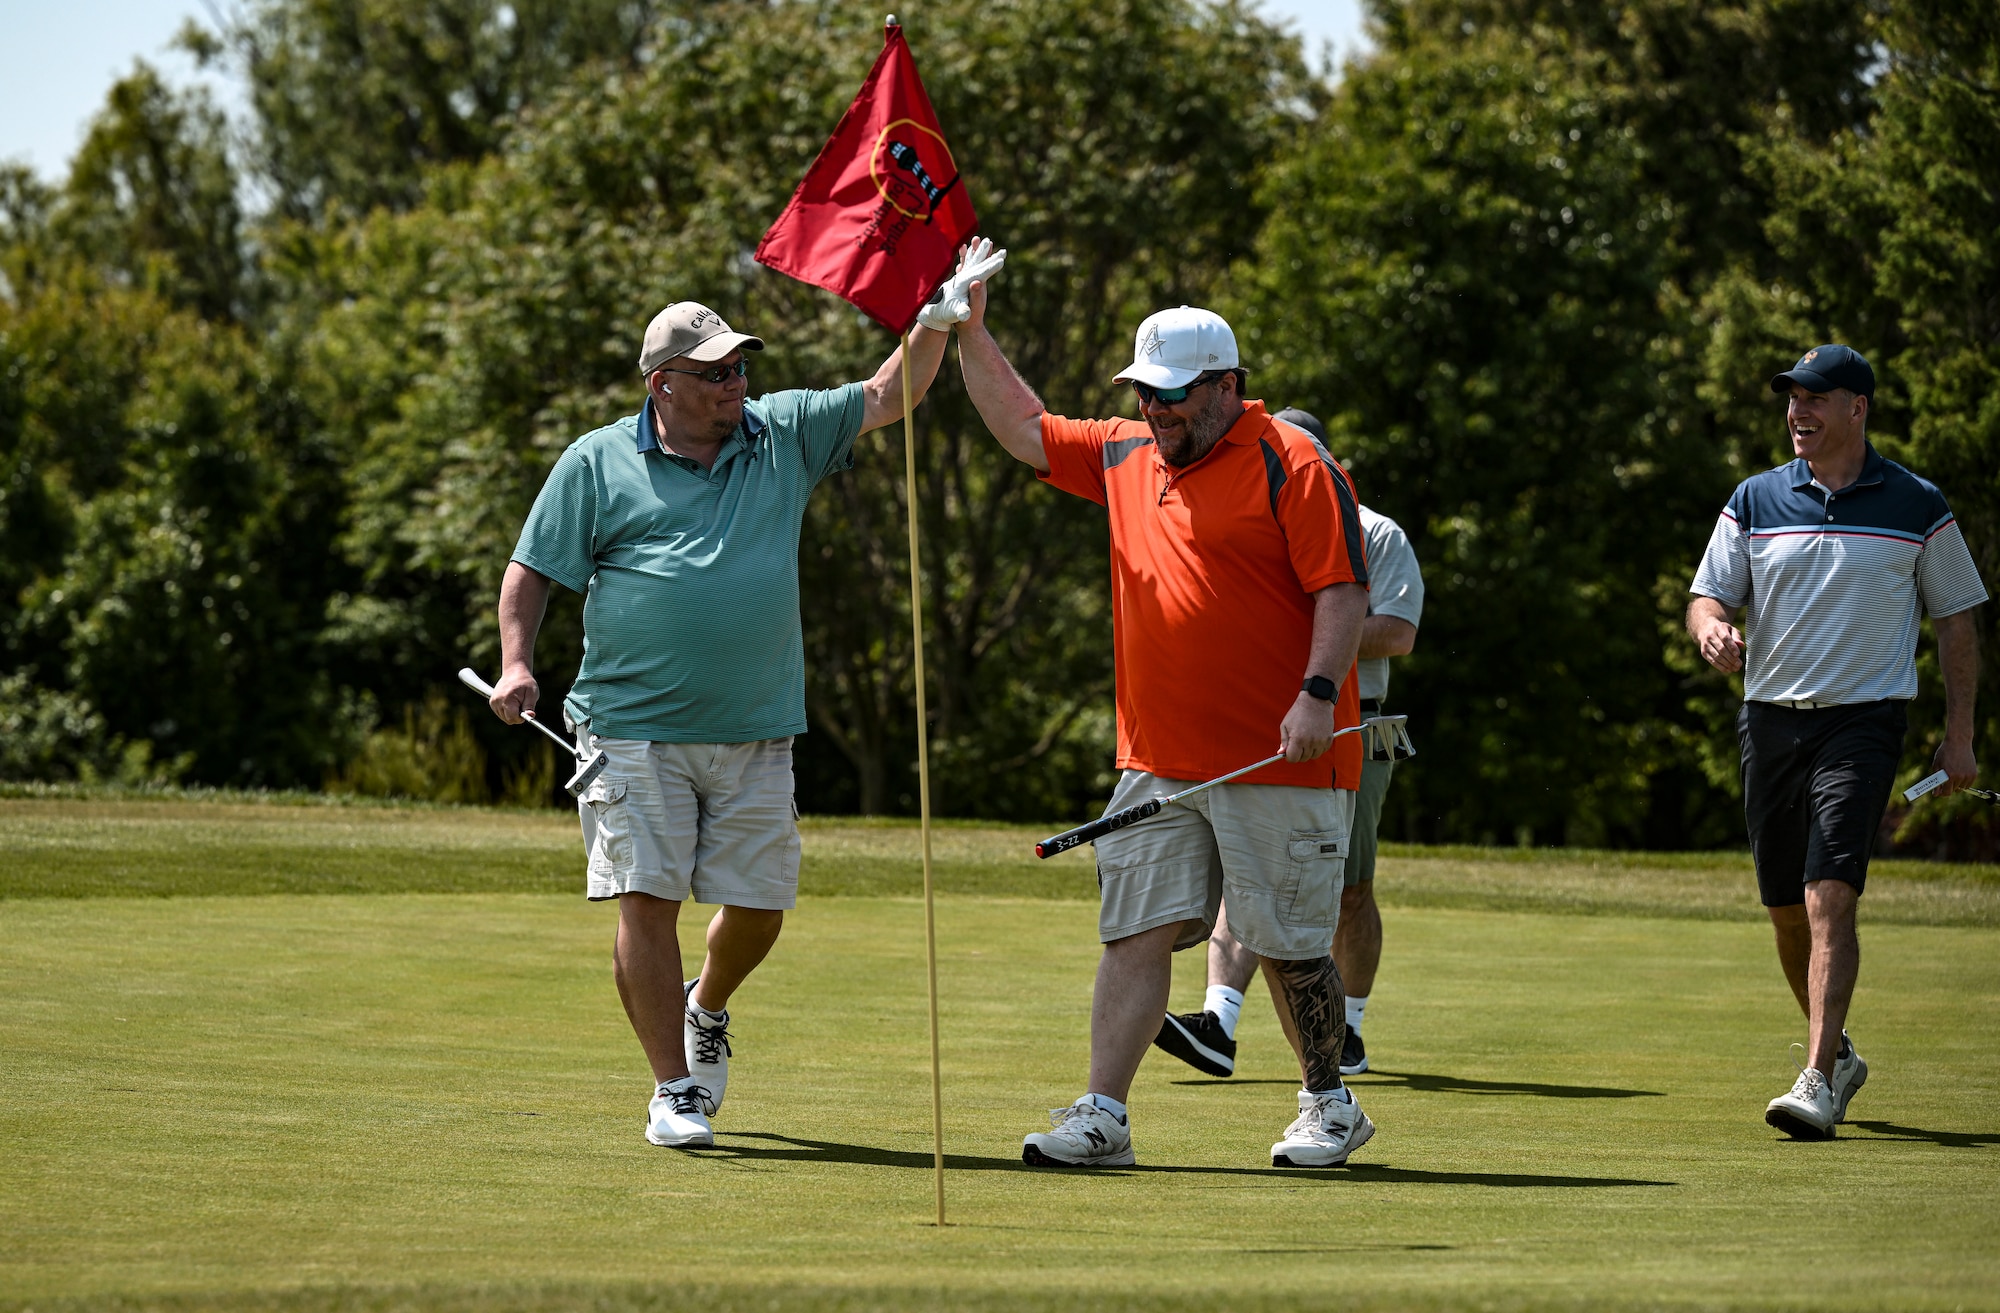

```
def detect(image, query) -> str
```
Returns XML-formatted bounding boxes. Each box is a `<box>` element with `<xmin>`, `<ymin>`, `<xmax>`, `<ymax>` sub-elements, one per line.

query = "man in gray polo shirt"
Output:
<box><xmin>486</xmin><ymin>274</ymin><xmax>981</xmax><ymax>1148</ymax></box>
<box><xmin>1689</xmin><ymin>343</ymin><xmax>1986</xmax><ymax>1140</ymax></box>
<box><xmin>1151</xmin><ymin>409</ymin><xmax>1424</xmax><ymax>1083</ymax></box>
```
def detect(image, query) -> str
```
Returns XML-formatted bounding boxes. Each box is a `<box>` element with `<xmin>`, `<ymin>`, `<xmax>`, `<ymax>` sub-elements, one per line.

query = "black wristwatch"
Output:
<box><xmin>1302</xmin><ymin>675</ymin><xmax>1339</xmax><ymax>702</ymax></box>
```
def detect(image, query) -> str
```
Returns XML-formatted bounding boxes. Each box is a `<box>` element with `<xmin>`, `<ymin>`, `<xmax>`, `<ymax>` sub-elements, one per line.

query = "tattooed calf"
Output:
<box><xmin>1268</xmin><ymin>954</ymin><xmax>1347</xmax><ymax>1093</ymax></box>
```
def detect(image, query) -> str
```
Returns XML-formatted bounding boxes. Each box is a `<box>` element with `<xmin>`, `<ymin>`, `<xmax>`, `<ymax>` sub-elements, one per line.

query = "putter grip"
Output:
<box><xmin>1903</xmin><ymin>768</ymin><xmax>1950</xmax><ymax>803</ymax></box>
<box><xmin>457</xmin><ymin>667</ymin><xmax>497</xmax><ymax>699</ymax></box>
<box><xmin>1035</xmin><ymin>798</ymin><xmax>1164</xmax><ymax>860</ymax></box>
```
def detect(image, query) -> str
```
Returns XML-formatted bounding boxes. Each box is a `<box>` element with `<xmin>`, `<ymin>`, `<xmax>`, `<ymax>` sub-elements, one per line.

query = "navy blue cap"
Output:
<box><xmin>1272</xmin><ymin>407</ymin><xmax>1328</xmax><ymax>443</ymax></box>
<box><xmin>1770</xmin><ymin>344</ymin><xmax>1874</xmax><ymax>401</ymax></box>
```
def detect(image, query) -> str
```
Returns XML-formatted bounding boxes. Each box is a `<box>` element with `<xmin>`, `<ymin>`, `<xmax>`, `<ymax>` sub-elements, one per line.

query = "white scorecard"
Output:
<box><xmin>1902</xmin><ymin>769</ymin><xmax>1950</xmax><ymax>803</ymax></box>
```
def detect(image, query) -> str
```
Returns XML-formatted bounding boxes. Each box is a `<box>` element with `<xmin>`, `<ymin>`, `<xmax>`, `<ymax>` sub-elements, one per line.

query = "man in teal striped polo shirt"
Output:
<box><xmin>484</xmin><ymin>290</ymin><xmax>962</xmax><ymax>1149</ymax></box>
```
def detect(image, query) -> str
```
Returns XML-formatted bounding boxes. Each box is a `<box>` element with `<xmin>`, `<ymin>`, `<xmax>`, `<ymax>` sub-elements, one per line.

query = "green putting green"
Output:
<box><xmin>2</xmin><ymin>799</ymin><xmax>1997</xmax><ymax>1310</ymax></box>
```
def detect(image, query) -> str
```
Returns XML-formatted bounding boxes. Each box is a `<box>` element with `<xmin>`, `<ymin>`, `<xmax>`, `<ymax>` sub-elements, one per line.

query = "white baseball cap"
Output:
<box><xmin>1112</xmin><ymin>305</ymin><xmax>1239</xmax><ymax>388</ymax></box>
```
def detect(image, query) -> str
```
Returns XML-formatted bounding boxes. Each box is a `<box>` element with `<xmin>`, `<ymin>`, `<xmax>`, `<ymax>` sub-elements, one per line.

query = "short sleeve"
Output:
<box><xmin>1916</xmin><ymin>514</ymin><xmax>1990</xmax><ymax>619</ymax></box>
<box><xmin>1275</xmin><ymin>453</ymin><xmax>1366</xmax><ymax>594</ymax></box>
<box><xmin>512</xmin><ymin>445</ymin><xmax>598</xmax><ymax>594</ymax></box>
<box><xmin>1037</xmin><ymin>414</ymin><xmax>1123</xmax><ymax>505</ymax></box>
<box><xmin>1691</xmin><ymin>506</ymin><xmax>1751</xmax><ymax>608</ymax></box>
<box><xmin>778</xmin><ymin>383</ymin><xmax>866</xmax><ymax>487</ymax></box>
<box><xmin>1363</xmin><ymin>514</ymin><xmax>1425</xmax><ymax>626</ymax></box>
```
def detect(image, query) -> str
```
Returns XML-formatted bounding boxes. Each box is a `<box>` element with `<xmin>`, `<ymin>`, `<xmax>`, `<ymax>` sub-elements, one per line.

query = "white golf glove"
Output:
<box><xmin>917</xmin><ymin>237</ymin><xmax>1006</xmax><ymax>330</ymax></box>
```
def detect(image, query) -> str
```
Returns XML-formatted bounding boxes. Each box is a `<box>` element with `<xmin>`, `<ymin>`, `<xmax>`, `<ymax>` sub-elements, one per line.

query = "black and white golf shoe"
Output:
<box><xmin>1152</xmin><ymin>1009</ymin><xmax>1236</xmax><ymax>1077</ymax></box>
<box><xmin>1339</xmin><ymin>1027</ymin><xmax>1369</xmax><ymax>1076</ymax></box>
<box><xmin>646</xmin><ymin>1077</ymin><xmax>714</xmax><ymax>1148</ymax></box>
<box><xmin>683</xmin><ymin>978</ymin><xmax>731</xmax><ymax>1117</ymax></box>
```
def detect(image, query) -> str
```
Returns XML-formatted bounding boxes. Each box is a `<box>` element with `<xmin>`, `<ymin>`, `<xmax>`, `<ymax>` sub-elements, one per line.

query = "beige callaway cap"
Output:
<box><xmin>637</xmin><ymin>302</ymin><xmax>764</xmax><ymax>374</ymax></box>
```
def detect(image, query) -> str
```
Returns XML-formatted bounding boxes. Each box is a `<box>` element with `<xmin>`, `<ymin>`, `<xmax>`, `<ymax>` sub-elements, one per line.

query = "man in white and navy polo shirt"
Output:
<box><xmin>1688</xmin><ymin>344</ymin><xmax>1986</xmax><ymax>1141</ymax></box>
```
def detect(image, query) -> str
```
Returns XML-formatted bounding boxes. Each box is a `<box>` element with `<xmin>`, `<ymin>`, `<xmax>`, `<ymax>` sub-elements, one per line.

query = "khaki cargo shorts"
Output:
<box><xmin>1093</xmin><ymin>770</ymin><xmax>1355</xmax><ymax>960</ymax></box>
<box><xmin>571</xmin><ymin>732</ymin><xmax>800</xmax><ymax>908</ymax></box>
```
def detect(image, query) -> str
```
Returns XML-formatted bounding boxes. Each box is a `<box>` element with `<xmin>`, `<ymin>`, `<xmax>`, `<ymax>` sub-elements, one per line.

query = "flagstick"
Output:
<box><xmin>901</xmin><ymin>325</ymin><xmax>946</xmax><ymax>1227</ymax></box>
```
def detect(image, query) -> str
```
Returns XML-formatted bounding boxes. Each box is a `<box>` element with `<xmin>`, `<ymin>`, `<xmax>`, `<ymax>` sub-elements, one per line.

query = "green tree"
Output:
<box><xmin>0</xmin><ymin>274</ymin><xmax>353</xmax><ymax>784</ymax></box>
<box><xmin>213</xmin><ymin>0</ymin><xmax>656</xmax><ymax>219</ymax></box>
<box><xmin>1235</xmin><ymin>2</ymin><xmax>1881</xmax><ymax>845</ymax></box>
<box><xmin>1238</xmin><ymin>28</ymin><xmax>1700</xmax><ymax>844</ymax></box>
<box><xmin>52</xmin><ymin>64</ymin><xmax>247</xmax><ymax>322</ymax></box>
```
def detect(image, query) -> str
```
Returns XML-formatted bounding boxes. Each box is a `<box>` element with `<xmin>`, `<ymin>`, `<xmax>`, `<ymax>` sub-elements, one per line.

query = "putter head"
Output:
<box><xmin>564</xmin><ymin>749</ymin><xmax>612</xmax><ymax>798</ymax></box>
<box><xmin>1362</xmin><ymin>714</ymin><xmax>1413</xmax><ymax>762</ymax></box>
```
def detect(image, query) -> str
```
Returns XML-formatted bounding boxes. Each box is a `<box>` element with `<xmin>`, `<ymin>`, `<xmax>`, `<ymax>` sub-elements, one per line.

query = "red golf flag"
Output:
<box><xmin>755</xmin><ymin>20</ymin><xmax>978</xmax><ymax>335</ymax></box>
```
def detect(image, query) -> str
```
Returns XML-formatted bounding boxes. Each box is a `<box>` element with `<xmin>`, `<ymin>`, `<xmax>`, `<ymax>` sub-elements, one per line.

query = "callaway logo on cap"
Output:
<box><xmin>1113</xmin><ymin>306</ymin><xmax>1238</xmax><ymax>389</ymax></box>
<box><xmin>639</xmin><ymin>302</ymin><xmax>766</xmax><ymax>375</ymax></box>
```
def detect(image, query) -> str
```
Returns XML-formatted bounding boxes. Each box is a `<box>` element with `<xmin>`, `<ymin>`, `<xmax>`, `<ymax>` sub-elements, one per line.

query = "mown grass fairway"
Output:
<box><xmin>3</xmin><ymin>797</ymin><xmax>1998</xmax><ymax>1310</ymax></box>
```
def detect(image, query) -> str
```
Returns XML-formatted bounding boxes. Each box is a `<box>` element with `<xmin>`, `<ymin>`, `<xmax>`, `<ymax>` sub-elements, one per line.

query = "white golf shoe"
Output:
<box><xmin>1271</xmin><ymin>1089</ymin><xmax>1375</xmax><ymax>1167</ymax></box>
<box><xmin>1830</xmin><ymin>1032</ymin><xmax>1867</xmax><ymax>1123</ymax></box>
<box><xmin>1765</xmin><ymin>1064</ymin><xmax>1837</xmax><ymax>1140</ymax></box>
<box><xmin>1022</xmin><ymin>1097</ymin><xmax>1136</xmax><ymax>1167</ymax></box>
<box><xmin>683</xmin><ymin>979</ymin><xmax>730</xmax><ymax>1117</ymax></box>
<box><xmin>646</xmin><ymin>1077</ymin><xmax>714</xmax><ymax>1148</ymax></box>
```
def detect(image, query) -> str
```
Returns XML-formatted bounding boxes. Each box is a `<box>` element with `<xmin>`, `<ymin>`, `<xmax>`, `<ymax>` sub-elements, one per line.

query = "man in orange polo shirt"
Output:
<box><xmin>955</xmin><ymin>286</ymin><xmax>1373</xmax><ymax>1169</ymax></box>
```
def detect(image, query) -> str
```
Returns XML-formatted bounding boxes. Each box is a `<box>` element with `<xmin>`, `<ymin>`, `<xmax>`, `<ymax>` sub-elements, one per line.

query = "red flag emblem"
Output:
<box><xmin>754</xmin><ymin>22</ymin><xmax>978</xmax><ymax>334</ymax></box>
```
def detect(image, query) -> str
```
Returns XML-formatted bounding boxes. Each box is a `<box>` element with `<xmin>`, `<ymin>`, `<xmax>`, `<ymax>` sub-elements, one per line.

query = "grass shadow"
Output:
<box><xmin>1352</xmin><ymin>1069</ymin><xmax>1664</xmax><ymax>1100</ymax></box>
<box><xmin>1172</xmin><ymin>1070</ymin><xmax>1664</xmax><ymax>1099</ymax></box>
<box><xmin>1340</xmin><ymin>1164</ymin><xmax>1674</xmax><ymax>1188</ymax></box>
<box><xmin>1845</xmin><ymin>1120</ymin><xmax>2000</xmax><ymax>1148</ymax></box>
<box><xmin>696</xmin><ymin>1132</ymin><xmax>1026</xmax><ymax>1172</ymax></box>
<box><xmin>706</xmin><ymin>1134</ymin><xmax>1673</xmax><ymax>1187</ymax></box>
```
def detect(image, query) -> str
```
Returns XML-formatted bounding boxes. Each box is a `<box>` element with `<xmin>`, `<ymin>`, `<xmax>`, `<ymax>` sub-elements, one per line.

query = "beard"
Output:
<box><xmin>1153</xmin><ymin>384</ymin><xmax>1239</xmax><ymax>467</ymax></box>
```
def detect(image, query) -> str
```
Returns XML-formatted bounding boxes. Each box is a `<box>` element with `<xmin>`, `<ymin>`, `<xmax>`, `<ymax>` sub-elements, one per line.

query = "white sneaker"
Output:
<box><xmin>1022</xmin><ymin>1097</ymin><xmax>1136</xmax><ymax>1167</ymax></box>
<box><xmin>1830</xmin><ymin>1032</ymin><xmax>1867</xmax><ymax>1123</ymax></box>
<box><xmin>646</xmin><ymin>1078</ymin><xmax>714</xmax><ymax>1148</ymax></box>
<box><xmin>1765</xmin><ymin>1064</ymin><xmax>1837</xmax><ymax>1140</ymax></box>
<box><xmin>1271</xmin><ymin>1089</ymin><xmax>1375</xmax><ymax>1167</ymax></box>
<box><xmin>683</xmin><ymin>979</ymin><xmax>730</xmax><ymax>1117</ymax></box>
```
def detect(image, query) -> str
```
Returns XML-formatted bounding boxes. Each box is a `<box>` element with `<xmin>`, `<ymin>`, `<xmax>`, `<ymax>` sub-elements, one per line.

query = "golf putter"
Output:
<box><xmin>1035</xmin><ymin>714</ymin><xmax>1412</xmax><ymax>859</ymax></box>
<box><xmin>456</xmin><ymin>667</ymin><xmax>611</xmax><ymax>797</ymax></box>
<box><xmin>1903</xmin><ymin>769</ymin><xmax>2000</xmax><ymax>805</ymax></box>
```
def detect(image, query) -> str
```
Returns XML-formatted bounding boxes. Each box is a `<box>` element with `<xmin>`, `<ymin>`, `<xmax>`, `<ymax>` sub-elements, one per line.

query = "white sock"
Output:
<box><xmin>1204</xmin><ymin>985</ymin><xmax>1245</xmax><ymax>1039</ymax></box>
<box><xmin>1346</xmin><ymin>994</ymin><xmax>1368</xmax><ymax>1034</ymax></box>
<box><xmin>1086</xmin><ymin>1092</ymin><xmax>1128</xmax><ymax>1122</ymax></box>
<box><xmin>1306</xmin><ymin>1086</ymin><xmax>1353</xmax><ymax>1103</ymax></box>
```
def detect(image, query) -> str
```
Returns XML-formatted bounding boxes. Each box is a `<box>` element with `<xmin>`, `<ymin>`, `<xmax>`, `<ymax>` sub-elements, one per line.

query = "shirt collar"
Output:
<box><xmin>1220</xmin><ymin>399</ymin><xmax>1271</xmax><ymax>445</ymax></box>
<box><xmin>634</xmin><ymin>395</ymin><xmax>765</xmax><ymax>456</ymax></box>
<box><xmin>1788</xmin><ymin>441</ymin><xmax>1885</xmax><ymax>492</ymax></box>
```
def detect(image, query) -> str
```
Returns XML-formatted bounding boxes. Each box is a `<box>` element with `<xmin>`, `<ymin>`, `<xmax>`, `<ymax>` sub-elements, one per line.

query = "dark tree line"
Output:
<box><xmin>2</xmin><ymin>0</ymin><xmax>1995</xmax><ymax>854</ymax></box>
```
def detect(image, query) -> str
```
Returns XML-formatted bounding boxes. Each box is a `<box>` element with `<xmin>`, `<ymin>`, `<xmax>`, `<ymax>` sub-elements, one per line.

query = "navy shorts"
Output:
<box><xmin>1738</xmin><ymin>700</ymin><xmax>1906</xmax><ymax>907</ymax></box>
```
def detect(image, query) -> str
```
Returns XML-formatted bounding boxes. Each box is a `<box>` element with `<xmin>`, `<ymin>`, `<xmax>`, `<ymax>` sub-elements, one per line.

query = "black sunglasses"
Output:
<box><xmin>1132</xmin><ymin>371</ymin><xmax>1222</xmax><ymax>406</ymax></box>
<box><xmin>656</xmin><ymin>359</ymin><xmax>749</xmax><ymax>384</ymax></box>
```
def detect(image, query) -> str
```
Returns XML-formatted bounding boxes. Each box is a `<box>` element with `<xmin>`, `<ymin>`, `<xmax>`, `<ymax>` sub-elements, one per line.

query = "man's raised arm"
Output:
<box><xmin>955</xmin><ymin>278</ymin><xmax>1048</xmax><ymax>473</ymax></box>
<box><xmin>858</xmin><ymin>323</ymin><xmax>951</xmax><ymax>435</ymax></box>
